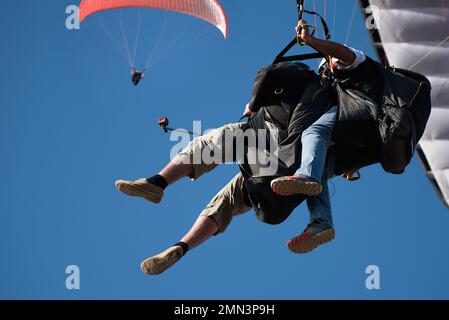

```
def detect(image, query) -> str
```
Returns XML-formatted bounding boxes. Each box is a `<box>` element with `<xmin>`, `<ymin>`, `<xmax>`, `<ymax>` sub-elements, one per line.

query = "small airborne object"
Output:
<box><xmin>131</xmin><ymin>69</ymin><xmax>145</xmax><ymax>86</ymax></box>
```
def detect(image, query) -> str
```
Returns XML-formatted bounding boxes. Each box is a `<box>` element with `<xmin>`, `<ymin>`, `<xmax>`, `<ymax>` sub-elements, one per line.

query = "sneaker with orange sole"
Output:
<box><xmin>288</xmin><ymin>220</ymin><xmax>335</xmax><ymax>254</ymax></box>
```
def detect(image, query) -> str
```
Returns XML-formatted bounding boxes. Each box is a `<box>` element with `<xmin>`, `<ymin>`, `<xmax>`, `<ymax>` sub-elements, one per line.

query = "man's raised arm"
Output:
<box><xmin>296</xmin><ymin>19</ymin><xmax>356</xmax><ymax>65</ymax></box>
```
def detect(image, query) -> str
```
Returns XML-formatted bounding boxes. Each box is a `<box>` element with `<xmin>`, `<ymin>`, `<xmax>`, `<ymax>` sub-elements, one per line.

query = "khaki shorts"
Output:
<box><xmin>178</xmin><ymin>123</ymin><xmax>251</xmax><ymax>233</ymax></box>
<box><xmin>199</xmin><ymin>173</ymin><xmax>251</xmax><ymax>233</ymax></box>
<box><xmin>179</xmin><ymin>122</ymin><xmax>245</xmax><ymax>180</ymax></box>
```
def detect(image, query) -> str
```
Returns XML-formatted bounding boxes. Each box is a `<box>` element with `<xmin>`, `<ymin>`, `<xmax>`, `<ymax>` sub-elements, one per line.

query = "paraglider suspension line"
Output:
<box><xmin>119</xmin><ymin>10</ymin><xmax>133</xmax><ymax>67</ymax></box>
<box><xmin>132</xmin><ymin>9</ymin><xmax>142</xmax><ymax>69</ymax></box>
<box><xmin>98</xmin><ymin>17</ymin><xmax>132</xmax><ymax>68</ymax></box>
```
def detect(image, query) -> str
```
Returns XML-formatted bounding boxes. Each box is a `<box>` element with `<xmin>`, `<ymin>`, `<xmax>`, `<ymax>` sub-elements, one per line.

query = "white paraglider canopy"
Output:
<box><xmin>360</xmin><ymin>0</ymin><xmax>449</xmax><ymax>209</ymax></box>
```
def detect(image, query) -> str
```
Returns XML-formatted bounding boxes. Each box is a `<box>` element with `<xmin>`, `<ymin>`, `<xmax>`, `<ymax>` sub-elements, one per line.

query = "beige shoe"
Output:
<box><xmin>140</xmin><ymin>246</ymin><xmax>184</xmax><ymax>275</ymax></box>
<box><xmin>115</xmin><ymin>178</ymin><xmax>164</xmax><ymax>204</ymax></box>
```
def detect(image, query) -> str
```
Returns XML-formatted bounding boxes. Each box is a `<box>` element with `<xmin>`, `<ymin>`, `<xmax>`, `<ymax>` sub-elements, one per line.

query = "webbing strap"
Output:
<box><xmin>273</xmin><ymin>8</ymin><xmax>331</xmax><ymax>64</ymax></box>
<box><xmin>304</xmin><ymin>10</ymin><xmax>331</xmax><ymax>40</ymax></box>
<box><xmin>275</xmin><ymin>52</ymin><xmax>325</xmax><ymax>63</ymax></box>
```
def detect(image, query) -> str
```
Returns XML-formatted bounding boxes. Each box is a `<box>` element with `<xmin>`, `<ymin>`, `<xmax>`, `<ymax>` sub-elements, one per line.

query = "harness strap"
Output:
<box><xmin>273</xmin><ymin>9</ymin><xmax>331</xmax><ymax>64</ymax></box>
<box><xmin>275</xmin><ymin>52</ymin><xmax>325</xmax><ymax>63</ymax></box>
<box><xmin>304</xmin><ymin>10</ymin><xmax>331</xmax><ymax>40</ymax></box>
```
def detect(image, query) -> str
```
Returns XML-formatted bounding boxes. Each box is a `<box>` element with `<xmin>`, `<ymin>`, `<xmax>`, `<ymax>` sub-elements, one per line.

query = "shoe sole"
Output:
<box><xmin>271</xmin><ymin>178</ymin><xmax>322</xmax><ymax>196</ymax></box>
<box><xmin>140</xmin><ymin>247</ymin><xmax>182</xmax><ymax>275</ymax></box>
<box><xmin>115</xmin><ymin>180</ymin><xmax>163</xmax><ymax>204</ymax></box>
<box><xmin>288</xmin><ymin>229</ymin><xmax>335</xmax><ymax>254</ymax></box>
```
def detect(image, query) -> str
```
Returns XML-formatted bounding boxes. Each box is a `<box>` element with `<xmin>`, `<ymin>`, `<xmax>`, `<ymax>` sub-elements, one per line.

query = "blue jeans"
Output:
<box><xmin>295</xmin><ymin>106</ymin><xmax>338</xmax><ymax>226</ymax></box>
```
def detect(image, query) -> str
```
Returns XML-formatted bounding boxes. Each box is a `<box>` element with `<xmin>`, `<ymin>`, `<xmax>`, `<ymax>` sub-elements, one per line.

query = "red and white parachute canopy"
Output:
<box><xmin>79</xmin><ymin>0</ymin><xmax>228</xmax><ymax>38</ymax></box>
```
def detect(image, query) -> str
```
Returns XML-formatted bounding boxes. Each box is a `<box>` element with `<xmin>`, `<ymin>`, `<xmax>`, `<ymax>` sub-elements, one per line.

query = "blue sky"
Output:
<box><xmin>1</xmin><ymin>0</ymin><xmax>448</xmax><ymax>299</ymax></box>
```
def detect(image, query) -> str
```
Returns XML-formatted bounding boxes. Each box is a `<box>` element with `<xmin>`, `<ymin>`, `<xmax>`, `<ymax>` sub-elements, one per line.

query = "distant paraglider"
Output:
<box><xmin>131</xmin><ymin>68</ymin><xmax>145</xmax><ymax>86</ymax></box>
<box><xmin>78</xmin><ymin>0</ymin><xmax>228</xmax><ymax>86</ymax></box>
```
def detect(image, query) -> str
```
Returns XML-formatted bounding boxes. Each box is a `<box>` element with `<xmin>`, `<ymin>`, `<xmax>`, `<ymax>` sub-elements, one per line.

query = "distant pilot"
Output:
<box><xmin>131</xmin><ymin>69</ymin><xmax>145</xmax><ymax>86</ymax></box>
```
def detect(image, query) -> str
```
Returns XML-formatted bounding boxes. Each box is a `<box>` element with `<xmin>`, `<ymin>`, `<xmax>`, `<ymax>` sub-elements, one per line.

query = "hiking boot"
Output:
<box><xmin>271</xmin><ymin>176</ymin><xmax>322</xmax><ymax>196</ymax></box>
<box><xmin>140</xmin><ymin>246</ymin><xmax>184</xmax><ymax>275</ymax></box>
<box><xmin>115</xmin><ymin>178</ymin><xmax>164</xmax><ymax>204</ymax></box>
<box><xmin>288</xmin><ymin>220</ymin><xmax>335</xmax><ymax>254</ymax></box>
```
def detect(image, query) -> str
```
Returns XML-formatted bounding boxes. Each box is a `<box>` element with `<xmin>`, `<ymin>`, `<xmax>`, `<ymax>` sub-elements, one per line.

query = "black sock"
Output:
<box><xmin>174</xmin><ymin>242</ymin><xmax>189</xmax><ymax>256</ymax></box>
<box><xmin>147</xmin><ymin>174</ymin><xmax>168</xmax><ymax>190</ymax></box>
